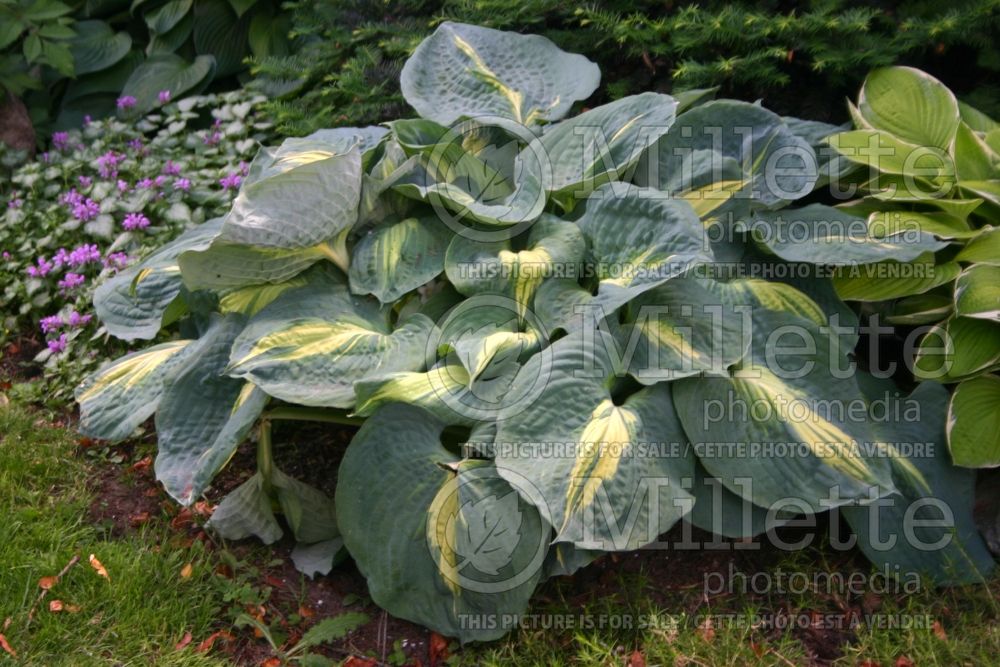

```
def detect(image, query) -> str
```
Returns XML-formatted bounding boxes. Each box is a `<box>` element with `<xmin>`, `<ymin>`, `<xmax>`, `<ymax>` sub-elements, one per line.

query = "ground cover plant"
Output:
<box><xmin>75</xmin><ymin>21</ymin><xmax>997</xmax><ymax>644</ymax></box>
<box><xmin>1</xmin><ymin>88</ymin><xmax>276</xmax><ymax>403</ymax></box>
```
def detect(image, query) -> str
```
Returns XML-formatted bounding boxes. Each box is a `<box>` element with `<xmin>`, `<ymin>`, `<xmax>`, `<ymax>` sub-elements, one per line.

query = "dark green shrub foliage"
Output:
<box><xmin>252</xmin><ymin>0</ymin><xmax>1000</xmax><ymax>136</ymax></box>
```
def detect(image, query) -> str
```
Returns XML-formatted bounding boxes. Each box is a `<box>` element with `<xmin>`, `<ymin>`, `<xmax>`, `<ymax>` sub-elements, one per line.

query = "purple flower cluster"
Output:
<box><xmin>41</xmin><ymin>311</ymin><xmax>93</xmax><ymax>335</ymax></box>
<box><xmin>57</xmin><ymin>272</ymin><xmax>86</xmax><ymax>293</ymax></box>
<box><xmin>8</xmin><ymin>197</ymin><xmax>22</xmax><ymax>209</ymax></box>
<box><xmin>128</xmin><ymin>137</ymin><xmax>144</xmax><ymax>153</ymax></box>
<box><xmin>65</xmin><ymin>243</ymin><xmax>101</xmax><ymax>267</ymax></box>
<box><xmin>103</xmin><ymin>252</ymin><xmax>129</xmax><ymax>270</ymax></box>
<box><xmin>162</xmin><ymin>160</ymin><xmax>182</xmax><ymax>176</ymax></box>
<box><xmin>117</xmin><ymin>95</ymin><xmax>137</xmax><ymax>110</ymax></box>
<box><xmin>78</xmin><ymin>175</ymin><xmax>92</xmax><ymax>188</ymax></box>
<box><xmin>96</xmin><ymin>150</ymin><xmax>124</xmax><ymax>178</ymax></box>
<box><xmin>122</xmin><ymin>212</ymin><xmax>151</xmax><ymax>230</ymax></box>
<box><xmin>158</xmin><ymin>90</ymin><xmax>171</xmax><ymax>104</ymax></box>
<box><xmin>47</xmin><ymin>333</ymin><xmax>68</xmax><ymax>353</ymax></box>
<box><xmin>219</xmin><ymin>172</ymin><xmax>242</xmax><ymax>190</ymax></box>
<box><xmin>173</xmin><ymin>178</ymin><xmax>191</xmax><ymax>191</ymax></box>
<box><xmin>26</xmin><ymin>256</ymin><xmax>55</xmax><ymax>278</ymax></box>
<box><xmin>52</xmin><ymin>132</ymin><xmax>70</xmax><ymax>150</ymax></box>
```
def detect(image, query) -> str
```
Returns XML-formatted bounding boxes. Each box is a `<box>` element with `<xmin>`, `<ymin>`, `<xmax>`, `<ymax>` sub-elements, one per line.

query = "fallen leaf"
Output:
<box><xmin>89</xmin><ymin>554</ymin><xmax>110</xmax><ymax>580</ymax></box>
<box><xmin>180</xmin><ymin>563</ymin><xmax>194</xmax><ymax>579</ymax></box>
<box><xmin>171</xmin><ymin>509</ymin><xmax>195</xmax><ymax>531</ymax></box>
<box><xmin>261</xmin><ymin>658</ymin><xmax>281</xmax><ymax>667</ymax></box>
<box><xmin>195</xmin><ymin>630</ymin><xmax>234</xmax><ymax>653</ymax></box>
<box><xmin>38</xmin><ymin>576</ymin><xmax>58</xmax><ymax>590</ymax></box>
<box><xmin>932</xmin><ymin>620</ymin><xmax>947</xmax><ymax>640</ymax></box>
<box><xmin>174</xmin><ymin>631</ymin><xmax>193</xmax><ymax>650</ymax></box>
<box><xmin>298</xmin><ymin>605</ymin><xmax>315</xmax><ymax>619</ymax></box>
<box><xmin>895</xmin><ymin>657</ymin><xmax>915</xmax><ymax>667</ymax></box>
<box><xmin>264</xmin><ymin>575</ymin><xmax>284</xmax><ymax>588</ymax></box>
<box><xmin>627</xmin><ymin>649</ymin><xmax>646</xmax><ymax>667</ymax></box>
<box><xmin>750</xmin><ymin>641</ymin><xmax>765</xmax><ymax>658</ymax></box>
<box><xmin>129</xmin><ymin>512</ymin><xmax>151</xmax><ymax>527</ymax></box>
<box><xmin>344</xmin><ymin>658</ymin><xmax>377</xmax><ymax>667</ymax></box>
<box><xmin>49</xmin><ymin>600</ymin><xmax>64</xmax><ymax>612</ymax></box>
<box><xmin>0</xmin><ymin>633</ymin><xmax>15</xmax><ymax>657</ymax></box>
<box><xmin>429</xmin><ymin>631</ymin><xmax>449</xmax><ymax>666</ymax></box>
<box><xmin>193</xmin><ymin>500</ymin><xmax>214</xmax><ymax>517</ymax></box>
<box><xmin>64</xmin><ymin>603</ymin><xmax>81</xmax><ymax>613</ymax></box>
<box><xmin>858</xmin><ymin>661</ymin><xmax>881</xmax><ymax>667</ymax></box>
<box><xmin>129</xmin><ymin>456</ymin><xmax>152</xmax><ymax>473</ymax></box>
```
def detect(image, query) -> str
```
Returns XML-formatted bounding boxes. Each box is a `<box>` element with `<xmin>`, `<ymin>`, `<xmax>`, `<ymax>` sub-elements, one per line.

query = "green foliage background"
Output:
<box><xmin>251</xmin><ymin>0</ymin><xmax>1000</xmax><ymax>136</ymax></box>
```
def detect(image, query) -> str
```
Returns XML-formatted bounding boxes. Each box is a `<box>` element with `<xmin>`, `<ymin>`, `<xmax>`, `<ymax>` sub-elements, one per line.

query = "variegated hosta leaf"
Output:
<box><xmin>178</xmin><ymin>239</ymin><xmax>334</xmax><ymax>290</ymax></box>
<box><xmin>865</xmin><ymin>210</ymin><xmax>976</xmax><ymax>240</ymax></box>
<box><xmin>536</xmin><ymin>183</ymin><xmax>711</xmax><ymax>332</ymax></box>
<box><xmin>956</xmin><ymin>226</ymin><xmax>1000</xmax><ymax>265</ymax></box>
<box><xmin>842</xmin><ymin>382</ymin><xmax>994</xmax><ymax>584</ymax></box>
<box><xmin>445</xmin><ymin>215</ymin><xmax>585</xmax><ymax>312</ymax></box>
<box><xmin>302</xmin><ymin>126</ymin><xmax>390</xmax><ymax>156</ymax></box>
<box><xmin>94</xmin><ymin>219</ymin><xmax>221</xmax><ymax>340</ymax></box>
<box><xmin>686</xmin><ymin>461</ymin><xmax>797</xmax><ymax>539</ymax></box>
<box><xmin>495</xmin><ymin>332</ymin><xmax>697</xmax><ymax>551</ymax></box>
<box><xmin>354</xmin><ymin>363</ymin><xmax>475</xmax><ymax>426</ymax></box>
<box><xmin>913</xmin><ymin>317</ymin><xmax>1000</xmax><ymax>383</ymax></box>
<box><xmin>886</xmin><ymin>293</ymin><xmax>954</xmax><ymax>326</ymax></box>
<box><xmin>832</xmin><ymin>253</ymin><xmax>962</xmax><ymax>302</ymax></box>
<box><xmin>855</xmin><ymin>66</ymin><xmax>960</xmax><ymax>151</ymax></box>
<box><xmin>227</xmin><ymin>282</ymin><xmax>437</xmax><ymax>408</ymax></box>
<box><xmin>155</xmin><ymin>314</ymin><xmax>270</xmax><ymax>505</ymax></box>
<box><xmin>782</xmin><ymin>115</ymin><xmax>855</xmax><ymax>185</ymax></box>
<box><xmin>955</xmin><ymin>265</ymin><xmax>1000</xmax><ymax>321</ymax></box>
<box><xmin>535</xmin><ymin>92</ymin><xmax>677</xmax><ymax>199</ymax></box>
<box><xmin>218</xmin><ymin>275</ymin><xmax>309</xmax><ymax>316</ymax></box>
<box><xmin>673</xmin><ymin>307</ymin><xmax>895</xmax><ymax>512</ymax></box>
<box><xmin>400</xmin><ymin>21</ymin><xmax>600</xmax><ymax>127</ymax></box>
<box><xmin>948</xmin><ymin>375</ymin><xmax>1000</xmax><ymax>468</ymax></box>
<box><xmin>336</xmin><ymin>404</ymin><xmax>549</xmax><ymax>642</ymax></box>
<box><xmin>76</xmin><ymin>339</ymin><xmax>197</xmax><ymax>442</ymax></box>
<box><xmin>349</xmin><ymin>216</ymin><xmax>453</xmax><ymax>303</ymax></box>
<box><xmin>638</xmin><ymin>100</ymin><xmax>817</xmax><ymax>212</ymax></box>
<box><xmin>826</xmin><ymin>130</ymin><xmax>955</xmax><ymax>187</ymax></box>
<box><xmin>743</xmin><ymin>204</ymin><xmax>946</xmax><ymax>265</ymax></box>
<box><xmin>620</xmin><ymin>276</ymin><xmax>751</xmax><ymax>383</ymax></box>
<box><xmin>208</xmin><ymin>471</ymin><xmax>283</xmax><ymax>544</ymax></box>
<box><xmin>220</xmin><ymin>139</ymin><xmax>362</xmax><ymax>249</ymax></box>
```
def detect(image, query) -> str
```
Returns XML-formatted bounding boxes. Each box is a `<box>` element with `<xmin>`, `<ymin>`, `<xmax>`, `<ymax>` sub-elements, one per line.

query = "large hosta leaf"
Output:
<box><xmin>856</xmin><ymin>67</ymin><xmax>960</xmax><ymax>150</ymax></box>
<box><xmin>208</xmin><ymin>471</ymin><xmax>282</xmax><ymax>543</ymax></box>
<box><xmin>638</xmin><ymin>100</ymin><xmax>817</xmax><ymax>212</ymax></box>
<box><xmin>833</xmin><ymin>254</ymin><xmax>961</xmax><ymax>302</ymax></box>
<box><xmin>673</xmin><ymin>307</ymin><xmax>895</xmax><ymax>512</ymax></box>
<box><xmin>744</xmin><ymin>204</ymin><xmax>946</xmax><ymax>265</ymax></box>
<box><xmin>349</xmin><ymin>216</ymin><xmax>452</xmax><ymax>303</ymax></box>
<box><xmin>955</xmin><ymin>265</ymin><xmax>1000</xmax><ymax>321</ymax></box>
<box><xmin>155</xmin><ymin>315</ymin><xmax>269</xmax><ymax>505</ymax></box>
<box><xmin>120</xmin><ymin>53</ymin><xmax>216</xmax><ymax>114</ymax></box>
<box><xmin>178</xmin><ymin>240</ymin><xmax>333</xmax><ymax>289</ymax></box>
<box><xmin>913</xmin><ymin>318</ymin><xmax>1000</xmax><ymax>382</ymax></box>
<box><xmin>495</xmin><ymin>332</ymin><xmax>696</xmax><ymax>550</ymax></box>
<box><xmin>842</xmin><ymin>382</ymin><xmax>994</xmax><ymax>584</ymax></box>
<box><xmin>94</xmin><ymin>219</ymin><xmax>221</xmax><ymax>340</ymax></box>
<box><xmin>76</xmin><ymin>339</ymin><xmax>196</xmax><ymax>442</ymax></box>
<box><xmin>337</xmin><ymin>404</ymin><xmax>549</xmax><ymax>642</ymax></box>
<box><xmin>227</xmin><ymin>282</ymin><xmax>437</xmax><ymax>407</ymax></box>
<box><xmin>220</xmin><ymin>139</ymin><xmax>362</xmax><ymax>249</ymax></box>
<box><xmin>956</xmin><ymin>226</ymin><xmax>1000</xmax><ymax>265</ymax></box>
<box><xmin>536</xmin><ymin>93</ymin><xmax>677</xmax><ymax>199</ymax></box>
<box><xmin>686</xmin><ymin>461</ymin><xmax>796</xmax><ymax>539</ymax></box>
<box><xmin>70</xmin><ymin>20</ymin><xmax>131</xmax><ymax>75</ymax></box>
<box><xmin>948</xmin><ymin>375</ymin><xmax>1000</xmax><ymax>468</ymax></box>
<box><xmin>400</xmin><ymin>21</ymin><xmax>600</xmax><ymax>127</ymax></box>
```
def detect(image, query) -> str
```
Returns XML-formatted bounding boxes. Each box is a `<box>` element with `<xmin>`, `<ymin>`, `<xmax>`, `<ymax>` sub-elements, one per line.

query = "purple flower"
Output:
<box><xmin>40</xmin><ymin>315</ymin><xmax>63</xmax><ymax>333</ymax></box>
<box><xmin>203</xmin><ymin>131</ymin><xmax>222</xmax><ymax>146</ymax></box>
<box><xmin>117</xmin><ymin>95</ymin><xmax>137</xmax><ymax>110</ymax></box>
<box><xmin>72</xmin><ymin>198</ymin><xmax>101</xmax><ymax>221</ymax></box>
<box><xmin>162</xmin><ymin>160</ymin><xmax>182</xmax><ymax>176</ymax></box>
<box><xmin>52</xmin><ymin>248</ymin><xmax>70</xmax><ymax>267</ymax></box>
<box><xmin>78</xmin><ymin>175</ymin><xmax>92</xmax><ymax>188</ymax></box>
<box><xmin>52</xmin><ymin>131</ymin><xmax>69</xmax><ymax>150</ymax></box>
<box><xmin>96</xmin><ymin>151</ymin><xmax>123</xmax><ymax>178</ymax></box>
<box><xmin>137</xmin><ymin>177</ymin><xmax>155</xmax><ymax>190</ymax></box>
<box><xmin>103</xmin><ymin>252</ymin><xmax>129</xmax><ymax>270</ymax></box>
<box><xmin>117</xmin><ymin>179</ymin><xmax>130</xmax><ymax>192</ymax></box>
<box><xmin>128</xmin><ymin>138</ymin><xmax>143</xmax><ymax>152</ymax></box>
<box><xmin>67</xmin><ymin>311</ymin><xmax>93</xmax><ymax>327</ymax></box>
<box><xmin>83</xmin><ymin>115</ymin><xmax>92</xmax><ymax>127</ymax></box>
<box><xmin>47</xmin><ymin>333</ymin><xmax>68</xmax><ymax>354</ymax></box>
<box><xmin>68</xmin><ymin>243</ymin><xmax>101</xmax><ymax>267</ymax></box>
<box><xmin>7</xmin><ymin>197</ymin><xmax>22</xmax><ymax>209</ymax></box>
<box><xmin>41</xmin><ymin>152</ymin><xmax>50</xmax><ymax>163</ymax></box>
<box><xmin>61</xmin><ymin>189</ymin><xmax>83</xmax><ymax>207</ymax></box>
<box><xmin>219</xmin><ymin>172</ymin><xmax>242</xmax><ymax>190</ymax></box>
<box><xmin>239</xmin><ymin>161</ymin><xmax>250</xmax><ymax>176</ymax></box>
<box><xmin>122</xmin><ymin>212</ymin><xmax>150</xmax><ymax>230</ymax></box>
<box><xmin>2</xmin><ymin>251</ymin><xmax>9</xmax><ymax>260</ymax></box>
<box><xmin>26</xmin><ymin>256</ymin><xmax>55</xmax><ymax>278</ymax></box>
<box><xmin>173</xmin><ymin>178</ymin><xmax>191</xmax><ymax>191</ymax></box>
<box><xmin>158</xmin><ymin>90</ymin><xmax>171</xmax><ymax>104</ymax></box>
<box><xmin>154</xmin><ymin>174</ymin><xmax>167</xmax><ymax>188</ymax></box>
<box><xmin>57</xmin><ymin>272</ymin><xmax>86</xmax><ymax>292</ymax></box>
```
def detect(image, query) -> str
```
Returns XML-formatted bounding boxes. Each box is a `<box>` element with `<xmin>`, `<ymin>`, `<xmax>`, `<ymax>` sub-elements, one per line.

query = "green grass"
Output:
<box><xmin>0</xmin><ymin>401</ymin><xmax>229</xmax><ymax>666</ymax></box>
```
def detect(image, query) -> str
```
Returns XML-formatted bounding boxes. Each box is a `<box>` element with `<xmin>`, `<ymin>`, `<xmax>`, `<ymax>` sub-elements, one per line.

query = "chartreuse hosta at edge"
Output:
<box><xmin>76</xmin><ymin>23</ymin><xmax>996</xmax><ymax>641</ymax></box>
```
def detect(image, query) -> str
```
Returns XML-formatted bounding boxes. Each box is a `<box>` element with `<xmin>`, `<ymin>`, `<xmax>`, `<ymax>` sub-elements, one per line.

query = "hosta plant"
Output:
<box><xmin>77</xmin><ymin>23</ymin><xmax>995</xmax><ymax>641</ymax></box>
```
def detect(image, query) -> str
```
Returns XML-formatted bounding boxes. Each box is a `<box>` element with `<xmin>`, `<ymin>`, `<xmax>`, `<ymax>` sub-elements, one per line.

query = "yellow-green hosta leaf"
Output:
<box><xmin>856</xmin><ymin>67</ymin><xmax>960</xmax><ymax>150</ymax></box>
<box><xmin>155</xmin><ymin>314</ymin><xmax>270</xmax><ymax>505</ymax></box>
<box><xmin>958</xmin><ymin>179</ymin><xmax>1000</xmax><ymax>210</ymax></box>
<box><xmin>886</xmin><ymin>293</ymin><xmax>953</xmax><ymax>326</ymax></box>
<box><xmin>826</xmin><ymin>130</ymin><xmax>956</xmax><ymax>187</ymax></box>
<box><xmin>76</xmin><ymin>339</ymin><xmax>197</xmax><ymax>442</ymax></box>
<box><xmin>227</xmin><ymin>283</ymin><xmax>437</xmax><ymax>408</ymax></box>
<box><xmin>349</xmin><ymin>216</ymin><xmax>452</xmax><ymax>303</ymax></box>
<box><xmin>94</xmin><ymin>218</ymin><xmax>221</xmax><ymax>340</ymax></box>
<box><xmin>445</xmin><ymin>215</ymin><xmax>585</xmax><ymax>312</ymax></box>
<box><xmin>674</xmin><ymin>309</ymin><xmax>895</xmax><ymax>512</ymax></box>
<box><xmin>954</xmin><ymin>121</ymin><xmax>998</xmax><ymax>182</ymax></box>
<box><xmin>620</xmin><ymin>276</ymin><xmax>751</xmax><ymax>383</ymax></box>
<box><xmin>218</xmin><ymin>275</ymin><xmax>309</xmax><ymax>316</ymax></box>
<box><xmin>948</xmin><ymin>375</ymin><xmax>1000</xmax><ymax>468</ymax></box>
<box><xmin>535</xmin><ymin>92</ymin><xmax>678</xmax><ymax>199</ymax></box>
<box><xmin>955</xmin><ymin>265</ymin><xmax>1000</xmax><ymax>321</ymax></box>
<box><xmin>639</xmin><ymin>100</ymin><xmax>817</xmax><ymax>210</ymax></box>
<box><xmin>866</xmin><ymin>210</ymin><xmax>975</xmax><ymax>240</ymax></box>
<box><xmin>959</xmin><ymin>100</ymin><xmax>1000</xmax><ymax>133</ymax></box>
<box><xmin>843</xmin><ymin>382</ymin><xmax>994</xmax><ymax>584</ymax></box>
<box><xmin>956</xmin><ymin>226</ymin><xmax>1000</xmax><ymax>265</ymax></box>
<box><xmin>336</xmin><ymin>404</ymin><xmax>549</xmax><ymax>642</ymax></box>
<box><xmin>744</xmin><ymin>204</ymin><xmax>946</xmax><ymax>265</ymax></box>
<box><xmin>220</xmin><ymin>139</ymin><xmax>362</xmax><ymax>249</ymax></box>
<box><xmin>400</xmin><ymin>21</ymin><xmax>600</xmax><ymax>127</ymax></box>
<box><xmin>495</xmin><ymin>332</ymin><xmax>696</xmax><ymax>551</ymax></box>
<box><xmin>913</xmin><ymin>317</ymin><xmax>1000</xmax><ymax>382</ymax></box>
<box><xmin>833</xmin><ymin>253</ymin><xmax>961</xmax><ymax>302</ymax></box>
<box><xmin>178</xmin><ymin>239</ymin><xmax>333</xmax><ymax>290</ymax></box>
<box><xmin>353</xmin><ymin>363</ymin><xmax>475</xmax><ymax>425</ymax></box>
